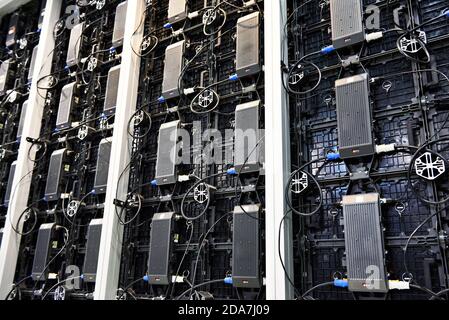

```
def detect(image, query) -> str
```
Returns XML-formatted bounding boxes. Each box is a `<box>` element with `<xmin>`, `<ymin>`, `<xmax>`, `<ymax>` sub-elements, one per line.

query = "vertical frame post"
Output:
<box><xmin>264</xmin><ymin>0</ymin><xmax>294</xmax><ymax>300</ymax></box>
<box><xmin>0</xmin><ymin>0</ymin><xmax>62</xmax><ymax>299</ymax></box>
<box><xmin>94</xmin><ymin>0</ymin><xmax>145</xmax><ymax>300</ymax></box>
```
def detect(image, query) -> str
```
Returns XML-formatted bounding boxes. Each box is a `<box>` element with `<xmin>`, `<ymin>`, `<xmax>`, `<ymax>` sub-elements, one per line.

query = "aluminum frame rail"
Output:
<box><xmin>93</xmin><ymin>0</ymin><xmax>145</xmax><ymax>300</ymax></box>
<box><xmin>0</xmin><ymin>0</ymin><xmax>63</xmax><ymax>299</ymax></box>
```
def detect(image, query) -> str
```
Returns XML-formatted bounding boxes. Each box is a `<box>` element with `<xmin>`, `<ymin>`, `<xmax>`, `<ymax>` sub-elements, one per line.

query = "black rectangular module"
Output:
<box><xmin>82</xmin><ymin>219</ymin><xmax>102</xmax><ymax>283</ymax></box>
<box><xmin>56</xmin><ymin>82</ymin><xmax>76</xmax><ymax>130</ymax></box>
<box><xmin>155</xmin><ymin>120</ymin><xmax>180</xmax><ymax>185</ymax></box>
<box><xmin>161</xmin><ymin>40</ymin><xmax>184</xmax><ymax>99</ymax></box>
<box><xmin>31</xmin><ymin>223</ymin><xmax>55</xmax><ymax>281</ymax></box>
<box><xmin>236</xmin><ymin>12</ymin><xmax>261</xmax><ymax>78</ymax></box>
<box><xmin>168</xmin><ymin>0</ymin><xmax>188</xmax><ymax>24</ymax></box>
<box><xmin>27</xmin><ymin>45</ymin><xmax>39</xmax><ymax>82</ymax></box>
<box><xmin>0</xmin><ymin>228</ymin><xmax>3</xmax><ymax>248</ymax></box>
<box><xmin>3</xmin><ymin>160</ymin><xmax>16</xmax><ymax>207</ymax></box>
<box><xmin>335</xmin><ymin>73</ymin><xmax>374</xmax><ymax>159</ymax></box>
<box><xmin>147</xmin><ymin>212</ymin><xmax>174</xmax><ymax>285</ymax></box>
<box><xmin>112</xmin><ymin>1</ymin><xmax>128</xmax><ymax>48</ymax></box>
<box><xmin>17</xmin><ymin>100</ymin><xmax>28</xmax><ymax>140</ymax></box>
<box><xmin>234</xmin><ymin>100</ymin><xmax>261</xmax><ymax>173</ymax></box>
<box><xmin>0</xmin><ymin>59</ymin><xmax>11</xmax><ymax>94</ymax></box>
<box><xmin>103</xmin><ymin>65</ymin><xmax>121</xmax><ymax>115</ymax></box>
<box><xmin>93</xmin><ymin>138</ymin><xmax>112</xmax><ymax>194</ymax></box>
<box><xmin>232</xmin><ymin>204</ymin><xmax>261</xmax><ymax>288</ymax></box>
<box><xmin>66</xmin><ymin>22</ymin><xmax>84</xmax><ymax>67</ymax></box>
<box><xmin>342</xmin><ymin>193</ymin><xmax>388</xmax><ymax>293</ymax></box>
<box><xmin>330</xmin><ymin>0</ymin><xmax>365</xmax><ymax>49</ymax></box>
<box><xmin>44</xmin><ymin>148</ymin><xmax>67</xmax><ymax>201</ymax></box>
<box><xmin>5</xmin><ymin>12</ymin><xmax>19</xmax><ymax>48</ymax></box>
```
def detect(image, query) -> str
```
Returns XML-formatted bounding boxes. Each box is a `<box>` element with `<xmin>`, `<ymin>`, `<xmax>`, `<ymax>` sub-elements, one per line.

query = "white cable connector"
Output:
<box><xmin>375</xmin><ymin>143</ymin><xmax>396</xmax><ymax>154</ymax></box>
<box><xmin>244</xmin><ymin>0</ymin><xmax>256</xmax><ymax>7</ymax></box>
<box><xmin>183</xmin><ymin>87</ymin><xmax>195</xmax><ymax>95</ymax></box>
<box><xmin>188</xmin><ymin>11</ymin><xmax>199</xmax><ymax>19</ymax></box>
<box><xmin>178</xmin><ymin>175</ymin><xmax>190</xmax><ymax>182</ymax></box>
<box><xmin>388</xmin><ymin>280</ymin><xmax>410</xmax><ymax>290</ymax></box>
<box><xmin>171</xmin><ymin>275</ymin><xmax>185</xmax><ymax>283</ymax></box>
<box><xmin>366</xmin><ymin>31</ymin><xmax>384</xmax><ymax>43</ymax></box>
<box><xmin>172</xmin><ymin>29</ymin><xmax>183</xmax><ymax>36</ymax></box>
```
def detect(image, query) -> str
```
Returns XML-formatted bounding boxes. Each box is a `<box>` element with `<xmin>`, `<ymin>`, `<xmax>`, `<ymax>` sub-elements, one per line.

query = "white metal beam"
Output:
<box><xmin>264</xmin><ymin>0</ymin><xmax>294</xmax><ymax>300</ymax></box>
<box><xmin>0</xmin><ymin>0</ymin><xmax>62</xmax><ymax>299</ymax></box>
<box><xmin>94</xmin><ymin>0</ymin><xmax>145</xmax><ymax>300</ymax></box>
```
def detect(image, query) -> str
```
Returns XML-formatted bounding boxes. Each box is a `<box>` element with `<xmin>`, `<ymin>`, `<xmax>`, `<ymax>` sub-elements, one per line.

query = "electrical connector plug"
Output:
<box><xmin>321</xmin><ymin>45</ymin><xmax>335</xmax><ymax>55</ymax></box>
<box><xmin>366</xmin><ymin>32</ymin><xmax>384</xmax><ymax>43</ymax></box>
<box><xmin>327</xmin><ymin>152</ymin><xmax>341</xmax><ymax>161</ymax></box>
<box><xmin>333</xmin><ymin>279</ymin><xmax>349</xmax><ymax>288</ymax></box>
<box><xmin>375</xmin><ymin>143</ymin><xmax>396</xmax><ymax>154</ymax></box>
<box><xmin>224</xmin><ymin>277</ymin><xmax>233</xmax><ymax>285</ymax></box>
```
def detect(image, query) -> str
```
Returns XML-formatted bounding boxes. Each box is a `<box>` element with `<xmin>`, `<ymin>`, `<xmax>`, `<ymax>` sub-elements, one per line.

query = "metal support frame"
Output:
<box><xmin>264</xmin><ymin>0</ymin><xmax>294</xmax><ymax>300</ymax></box>
<box><xmin>94</xmin><ymin>0</ymin><xmax>145</xmax><ymax>300</ymax></box>
<box><xmin>0</xmin><ymin>0</ymin><xmax>62</xmax><ymax>299</ymax></box>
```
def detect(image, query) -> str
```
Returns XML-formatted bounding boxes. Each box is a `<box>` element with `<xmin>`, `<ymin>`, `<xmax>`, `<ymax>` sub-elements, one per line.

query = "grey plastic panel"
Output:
<box><xmin>66</xmin><ymin>22</ymin><xmax>84</xmax><ymax>67</ymax></box>
<box><xmin>103</xmin><ymin>65</ymin><xmax>121</xmax><ymax>115</ymax></box>
<box><xmin>31</xmin><ymin>223</ymin><xmax>55</xmax><ymax>281</ymax></box>
<box><xmin>168</xmin><ymin>0</ymin><xmax>188</xmax><ymax>24</ymax></box>
<box><xmin>155</xmin><ymin>120</ymin><xmax>180</xmax><ymax>185</ymax></box>
<box><xmin>27</xmin><ymin>45</ymin><xmax>39</xmax><ymax>82</ymax></box>
<box><xmin>236</xmin><ymin>12</ymin><xmax>261</xmax><ymax>78</ymax></box>
<box><xmin>342</xmin><ymin>193</ymin><xmax>388</xmax><ymax>293</ymax></box>
<box><xmin>147</xmin><ymin>212</ymin><xmax>174</xmax><ymax>285</ymax></box>
<box><xmin>161</xmin><ymin>40</ymin><xmax>184</xmax><ymax>99</ymax></box>
<box><xmin>0</xmin><ymin>59</ymin><xmax>11</xmax><ymax>94</ymax></box>
<box><xmin>232</xmin><ymin>204</ymin><xmax>261</xmax><ymax>288</ymax></box>
<box><xmin>16</xmin><ymin>100</ymin><xmax>27</xmax><ymax>140</ymax></box>
<box><xmin>3</xmin><ymin>160</ymin><xmax>17</xmax><ymax>206</ymax></box>
<box><xmin>335</xmin><ymin>74</ymin><xmax>374</xmax><ymax>159</ymax></box>
<box><xmin>44</xmin><ymin>148</ymin><xmax>66</xmax><ymax>201</ymax></box>
<box><xmin>82</xmin><ymin>219</ymin><xmax>103</xmax><ymax>283</ymax></box>
<box><xmin>56</xmin><ymin>82</ymin><xmax>76</xmax><ymax>130</ymax></box>
<box><xmin>112</xmin><ymin>1</ymin><xmax>128</xmax><ymax>48</ymax></box>
<box><xmin>93</xmin><ymin>138</ymin><xmax>112</xmax><ymax>194</ymax></box>
<box><xmin>330</xmin><ymin>0</ymin><xmax>365</xmax><ymax>49</ymax></box>
<box><xmin>235</xmin><ymin>100</ymin><xmax>261</xmax><ymax>173</ymax></box>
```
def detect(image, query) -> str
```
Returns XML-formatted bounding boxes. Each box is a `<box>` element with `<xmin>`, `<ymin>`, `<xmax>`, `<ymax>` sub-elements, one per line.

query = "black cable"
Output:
<box><xmin>430</xmin><ymin>288</ymin><xmax>449</xmax><ymax>300</ymax></box>
<box><xmin>402</xmin><ymin>206</ymin><xmax>449</xmax><ymax>277</ymax></box>
<box><xmin>285</xmin><ymin>51</ymin><xmax>323</xmax><ymax>95</ymax></box>
<box><xmin>117</xmin><ymin>277</ymin><xmax>146</xmax><ymax>300</ymax></box>
<box><xmin>4</xmin><ymin>276</ymin><xmax>32</xmax><ymax>300</ymax></box>
<box><xmin>278</xmin><ymin>211</ymin><xmax>300</xmax><ymax>299</ymax></box>
<box><xmin>180</xmin><ymin>173</ymin><xmax>222</xmax><ymax>221</ymax></box>
<box><xmin>169</xmin><ymin>222</ymin><xmax>194</xmax><ymax>298</ymax></box>
<box><xmin>175</xmin><ymin>279</ymin><xmax>224</xmax><ymax>300</ymax></box>
<box><xmin>301</xmin><ymin>281</ymin><xmax>335</xmax><ymax>299</ymax></box>
<box><xmin>285</xmin><ymin>158</ymin><xmax>327</xmax><ymax>217</ymax></box>
<box><xmin>189</xmin><ymin>213</ymin><xmax>231</xmax><ymax>299</ymax></box>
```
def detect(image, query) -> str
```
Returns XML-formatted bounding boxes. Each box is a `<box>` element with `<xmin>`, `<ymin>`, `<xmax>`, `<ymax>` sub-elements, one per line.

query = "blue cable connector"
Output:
<box><xmin>224</xmin><ymin>277</ymin><xmax>233</xmax><ymax>285</ymax></box>
<box><xmin>229</xmin><ymin>74</ymin><xmax>239</xmax><ymax>81</ymax></box>
<box><xmin>333</xmin><ymin>279</ymin><xmax>348</xmax><ymax>288</ymax></box>
<box><xmin>151</xmin><ymin>179</ymin><xmax>158</xmax><ymax>187</ymax></box>
<box><xmin>158</xmin><ymin>96</ymin><xmax>166</xmax><ymax>103</ymax></box>
<box><xmin>227</xmin><ymin>168</ymin><xmax>237</xmax><ymax>175</ymax></box>
<box><xmin>321</xmin><ymin>45</ymin><xmax>335</xmax><ymax>55</ymax></box>
<box><xmin>143</xmin><ymin>275</ymin><xmax>150</xmax><ymax>282</ymax></box>
<box><xmin>163</xmin><ymin>23</ymin><xmax>172</xmax><ymax>29</ymax></box>
<box><xmin>326</xmin><ymin>152</ymin><xmax>341</xmax><ymax>161</ymax></box>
